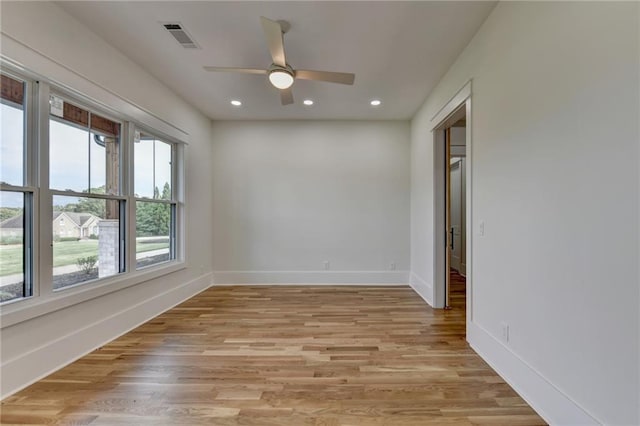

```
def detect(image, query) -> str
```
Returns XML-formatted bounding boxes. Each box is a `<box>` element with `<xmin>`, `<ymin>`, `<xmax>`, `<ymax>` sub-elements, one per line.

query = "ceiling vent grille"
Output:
<box><xmin>162</xmin><ymin>23</ymin><xmax>200</xmax><ymax>49</ymax></box>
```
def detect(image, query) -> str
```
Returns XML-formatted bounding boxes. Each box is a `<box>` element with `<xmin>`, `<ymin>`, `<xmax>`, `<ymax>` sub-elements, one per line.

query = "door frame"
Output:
<box><xmin>430</xmin><ymin>81</ymin><xmax>473</xmax><ymax>330</ymax></box>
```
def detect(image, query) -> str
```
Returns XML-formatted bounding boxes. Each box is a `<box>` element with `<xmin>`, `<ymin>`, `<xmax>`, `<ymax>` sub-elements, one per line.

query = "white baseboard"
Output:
<box><xmin>1</xmin><ymin>272</ymin><xmax>212</xmax><ymax>399</ymax></box>
<box><xmin>467</xmin><ymin>321</ymin><xmax>600</xmax><ymax>426</ymax></box>
<box><xmin>409</xmin><ymin>272</ymin><xmax>433</xmax><ymax>306</ymax></box>
<box><xmin>212</xmin><ymin>270</ymin><xmax>409</xmax><ymax>285</ymax></box>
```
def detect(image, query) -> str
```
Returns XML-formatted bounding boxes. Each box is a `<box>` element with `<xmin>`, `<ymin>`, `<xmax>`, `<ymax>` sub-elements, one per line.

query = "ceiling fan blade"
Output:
<box><xmin>280</xmin><ymin>87</ymin><xmax>294</xmax><ymax>105</ymax></box>
<box><xmin>260</xmin><ymin>16</ymin><xmax>286</xmax><ymax>67</ymax></box>
<box><xmin>203</xmin><ymin>66</ymin><xmax>267</xmax><ymax>74</ymax></box>
<box><xmin>295</xmin><ymin>70</ymin><xmax>355</xmax><ymax>85</ymax></box>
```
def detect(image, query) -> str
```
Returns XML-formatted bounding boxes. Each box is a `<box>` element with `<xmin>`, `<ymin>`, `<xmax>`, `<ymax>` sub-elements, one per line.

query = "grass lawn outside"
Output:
<box><xmin>0</xmin><ymin>244</ymin><xmax>23</xmax><ymax>278</ymax></box>
<box><xmin>53</xmin><ymin>240</ymin><xmax>99</xmax><ymax>268</ymax></box>
<box><xmin>0</xmin><ymin>240</ymin><xmax>169</xmax><ymax>276</ymax></box>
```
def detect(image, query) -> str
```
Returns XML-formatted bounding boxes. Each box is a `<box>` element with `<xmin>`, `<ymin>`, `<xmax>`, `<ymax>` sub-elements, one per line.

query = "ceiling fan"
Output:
<box><xmin>203</xmin><ymin>17</ymin><xmax>355</xmax><ymax>105</ymax></box>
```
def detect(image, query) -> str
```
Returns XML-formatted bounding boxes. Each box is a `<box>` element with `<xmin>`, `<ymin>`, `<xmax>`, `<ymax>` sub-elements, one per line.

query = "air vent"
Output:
<box><xmin>162</xmin><ymin>22</ymin><xmax>200</xmax><ymax>49</ymax></box>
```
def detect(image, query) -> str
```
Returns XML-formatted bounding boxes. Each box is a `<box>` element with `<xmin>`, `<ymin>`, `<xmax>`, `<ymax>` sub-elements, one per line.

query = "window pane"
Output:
<box><xmin>0</xmin><ymin>76</ymin><xmax>25</xmax><ymax>186</ymax></box>
<box><xmin>134</xmin><ymin>136</ymin><xmax>154</xmax><ymax>198</ymax></box>
<box><xmin>0</xmin><ymin>191</ymin><xmax>25</xmax><ymax>303</ymax></box>
<box><xmin>50</xmin><ymin>120</ymin><xmax>89</xmax><ymax>192</ymax></box>
<box><xmin>136</xmin><ymin>201</ymin><xmax>172</xmax><ymax>269</ymax></box>
<box><xmin>135</xmin><ymin>134</ymin><xmax>172</xmax><ymax>199</ymax></box>
<box><xmin>52</xmin><ymin>195</ymin><xmax>122</xmax><ymax>290</ymax></box>
<box><xmin>155</xmin><ymin>140</ymin><xmax>172</xmax><ymax>200</ymax></box>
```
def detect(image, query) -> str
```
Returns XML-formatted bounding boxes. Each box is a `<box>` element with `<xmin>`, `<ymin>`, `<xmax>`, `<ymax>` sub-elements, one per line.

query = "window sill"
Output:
<box><xmin>0</xmin><ymin>261</ymin><xmax>186</xmax><ymax>329</ymax></box>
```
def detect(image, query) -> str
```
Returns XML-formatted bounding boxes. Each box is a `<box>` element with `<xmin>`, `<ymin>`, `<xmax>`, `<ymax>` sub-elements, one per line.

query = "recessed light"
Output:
<box><xmin>370</xmin><ymin>99</ymin><xmax>381</xmax><ymax>106</ymax></box>
<box><xmin>303</xmin><ymin>99</ymin><xmax>314</xmax><ymax>106</ymax></box>
<box><xmin>230</xmin><ymin>100</ymin><xmax>242</xmax><ymax>106</ymax></box>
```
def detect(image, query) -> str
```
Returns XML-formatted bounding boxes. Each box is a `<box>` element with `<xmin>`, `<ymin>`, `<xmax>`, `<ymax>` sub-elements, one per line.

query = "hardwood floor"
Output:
<box><xmin>1</xmin><ymin>285</ymin><xmax>545</xmax><ymax>425</ymax></box>
<box><xmin>449</xmin><ymin>268</ymin><xmax>467</xmax><ymax>311</ymax></box>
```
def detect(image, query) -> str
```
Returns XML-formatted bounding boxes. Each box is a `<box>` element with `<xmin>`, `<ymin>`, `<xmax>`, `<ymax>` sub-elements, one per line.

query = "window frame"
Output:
<box><xmin>131</xmin><ymin>126</ymin><xmax>181</xmax><ymax>271</ymax></box>
<box><xmin>46</xmin><ymin>90</ymin><xmax>129</xmax><ymax>292</ymax></box>
<box><xmin>0</xmin><ymin>70</ymin><xmax>37</xmax><ymax>304</ymax></box>
<box><xmin>0</xmin><ymin>63</ymin><xmax>186</xmax><ymax>326</ymax></box>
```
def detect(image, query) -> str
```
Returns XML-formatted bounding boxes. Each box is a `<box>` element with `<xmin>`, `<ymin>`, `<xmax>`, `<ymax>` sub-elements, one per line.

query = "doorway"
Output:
<box><xmin>430</xmin><ymin>81</ymin><xmax>472</xmax><ymax>335</ymax></box>
<box><xmin>445</xmin><ymin>120</ymin><xmax>466</xmax><ymax>311</ymax></box>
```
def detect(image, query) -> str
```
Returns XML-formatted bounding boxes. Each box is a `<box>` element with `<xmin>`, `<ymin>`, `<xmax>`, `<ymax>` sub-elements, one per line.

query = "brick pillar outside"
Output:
<box><xmin>98</xmin><ymin>220</ymin><xmax>119</xmax><ymax>278</ymax></box>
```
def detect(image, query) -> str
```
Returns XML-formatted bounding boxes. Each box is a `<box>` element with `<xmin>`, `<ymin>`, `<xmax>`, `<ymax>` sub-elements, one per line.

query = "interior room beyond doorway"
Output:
<box><xmin>446</xmin><ymin>117</ymin><xmax>467</xmax><ymax>316</ymax></box>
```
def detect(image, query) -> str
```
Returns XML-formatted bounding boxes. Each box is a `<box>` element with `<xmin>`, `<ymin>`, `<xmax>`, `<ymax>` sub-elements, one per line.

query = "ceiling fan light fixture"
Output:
<box><xmin>269</xmin><ymin>69</ymin><xmax>294</xmax><ymax>89</ymax></box>
<box><xmin>203</xmin><ymin>17</ymin><xmax>355</xmax><ymax>105</ymax></box>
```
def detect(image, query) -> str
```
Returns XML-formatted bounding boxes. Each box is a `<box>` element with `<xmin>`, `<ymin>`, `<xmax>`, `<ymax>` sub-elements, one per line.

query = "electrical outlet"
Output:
<box><xmin>501</xmin><ymin>322</ymin><xmax>510</xmax><ymax>343</ymax></box>
<box><xmin>389</xmin><ymin>262</ymin><xmax>396</xmax><ymax>271</ymax></box>
<box><xmin>323</xmin><ymin>261</ymin><xmax>330</xmax><ymax>270</ymax></box>
<box><xmin>479</xmin><ymin>220</ymin><xmax>485</xmax><ymax>236</ymax></box>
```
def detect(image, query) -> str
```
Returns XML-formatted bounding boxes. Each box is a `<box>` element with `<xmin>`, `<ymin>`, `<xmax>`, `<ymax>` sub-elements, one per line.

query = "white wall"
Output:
<box><xmin>212</xmin><ymin>121</ymin><xmax>410</xmax><ymax>284</ymax></box>
<box><xmin>0</xmin><ymin>2</ymin><xmax>214</xmax><ymax>397</ymax></box>
<box><xmin>411</xmin><ymin>2</ymin><xmax>639</xmax><ymax>424</ymax></box>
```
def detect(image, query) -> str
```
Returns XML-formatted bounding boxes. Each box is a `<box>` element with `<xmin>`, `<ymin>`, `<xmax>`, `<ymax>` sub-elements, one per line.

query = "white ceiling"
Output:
<box><xmin>57</xmin><ymin>1</ymin><xmax>496</xmax><ymax>121</ymax></box>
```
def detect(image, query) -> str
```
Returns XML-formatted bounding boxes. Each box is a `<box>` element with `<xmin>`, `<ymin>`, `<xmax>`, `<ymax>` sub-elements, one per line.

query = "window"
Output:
<box><xmin>134</xmin><ymin>131</ymin><xmax>176</xmax><ymax>269</ymax></box>
<box><xmin>0</xmin><ymin>73</ymin><xmax>33</xmax><ymax>303</ymax></box>
<box><xmin>0</xmin><ymin>65</ymin><xmax>184</xmax><ymax>310</ymax></box>
<box><xmin>49</xmin><ymin>96</ymin><xmax>125</xmax><ymax>290</ymax></box>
